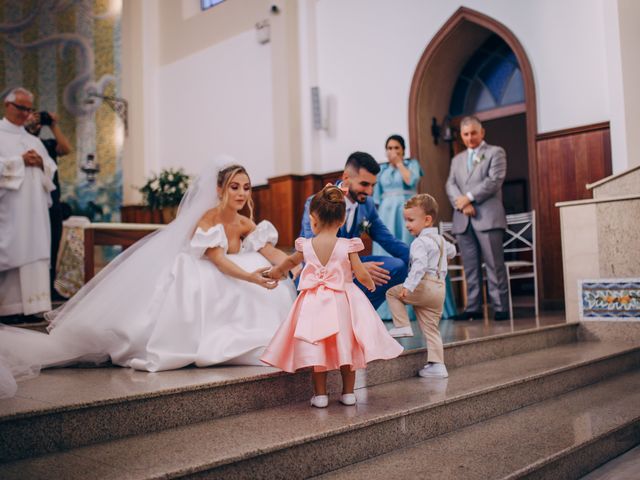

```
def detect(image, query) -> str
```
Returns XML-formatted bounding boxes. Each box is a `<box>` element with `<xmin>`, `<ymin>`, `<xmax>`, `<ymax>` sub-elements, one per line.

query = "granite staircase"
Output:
<box><xmin>0</xmin><ymin>322</ymin><xmax>638</xmax><ymax>479</ymax></box>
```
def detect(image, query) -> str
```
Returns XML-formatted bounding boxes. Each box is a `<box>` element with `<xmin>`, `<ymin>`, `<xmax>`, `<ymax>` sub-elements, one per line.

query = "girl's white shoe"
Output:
<box><xmin>310</xmin><ymin>395</ymin><xmax>329</xmax><ymax>408</ymax></box>
<box><xmin>340</xmin><ymin>393</ymin><xmax>357</xmax><ymax>406</ymax></box>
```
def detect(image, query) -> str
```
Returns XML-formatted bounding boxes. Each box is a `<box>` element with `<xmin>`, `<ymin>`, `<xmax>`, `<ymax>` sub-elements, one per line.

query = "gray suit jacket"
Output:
<box><xmin>445</xmin><ymin>142</ymin><xmax>507</xmax><ymax>235</ymax></box>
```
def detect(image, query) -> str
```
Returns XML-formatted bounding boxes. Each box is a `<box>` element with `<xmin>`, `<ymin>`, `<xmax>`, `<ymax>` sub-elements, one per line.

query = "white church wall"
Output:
<box><xmin>122</xmin><ymin>0</ymin><xmax>277</xmax><ymax>194</ymax></box>
<box><xmin>157</xmin><ymin>29</ymin><xmax>275</xmax><ymax>186</ymax></box>
<box><xmin>307</xmin><ymin>0</ymin><xmax>611</xmax><ymax>173</ymax></box>
<box><xmin>126</xmin><ymin>0</ymin><xmax>634</xmax><ymax>189</ymax></box>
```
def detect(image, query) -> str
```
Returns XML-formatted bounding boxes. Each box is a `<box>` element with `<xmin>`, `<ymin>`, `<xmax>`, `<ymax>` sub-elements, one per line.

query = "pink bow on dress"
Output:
<box><xmin>294</xmin><ymin>264</ymin><xmax>345</xmax><ymax>344</ymax></box>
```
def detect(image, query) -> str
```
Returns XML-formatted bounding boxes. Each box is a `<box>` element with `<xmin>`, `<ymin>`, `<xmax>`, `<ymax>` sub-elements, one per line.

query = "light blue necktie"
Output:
<box><xmin>467</xmin><ymin>149</ymin><xmax>474</xmax><ymax>172</ymax></box>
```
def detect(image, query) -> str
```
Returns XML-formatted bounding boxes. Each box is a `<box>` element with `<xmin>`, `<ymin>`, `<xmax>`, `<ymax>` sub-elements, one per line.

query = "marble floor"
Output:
<box><xmin>0</xmin><ymin>307</ymin><xmax>567</xmax><ymax>418</ymax></box>
<box><xmin>6</xmin><ymin>296</ymin><xmax>567</xmax><ymax>348</ymax></box>
<box><xmin>580</xmin><ymin>445</ymin><xmax>640</xmax><ymax>480</ymax></box>
<box><xmin>387</xmin><ymin>307</ymin><xmax>566</xmax><ymax>351</ymax></box>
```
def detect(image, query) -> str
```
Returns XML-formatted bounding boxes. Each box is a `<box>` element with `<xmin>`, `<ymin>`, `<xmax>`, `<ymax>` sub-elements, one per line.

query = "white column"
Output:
<box><xmin>296</xmin><ymin>0</ymin><xmax>324</xmax><ymax>174</ymax></box>
<box><xmin>269</xmin><ymin>0</ymin><xmax>303</xmax><ymax>176</ymax></box>
<box><xmin>121</xmin><ymin>0</ymin><xmax>160</xmax><ymax>204</ymax></box>
<box><xmin>617</xmin><ymin>0</ymin><xmax>640</xmax><ymax>169</ymax></box>
<box><xmin>603</xmin><ymin>0</ymin><xmax>640</xmax><ymax>173</ymax></box>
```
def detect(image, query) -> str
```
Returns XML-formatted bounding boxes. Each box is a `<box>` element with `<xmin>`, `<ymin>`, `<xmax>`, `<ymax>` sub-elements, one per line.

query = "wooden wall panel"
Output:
<box><xmin>267</xmin><ymin>176</ymin><xmax>297</xmax><ymax>248</ymax></box>
<box><xmin>252</xmin><ymin>185</ymin><xmax>271</xmax><ymax>225</ymax></box>
<box><xmin>119</xmin><ymin>169</ymin><xmax>365</xmax><ymax>249</ymax></box>
<box><xmin>535</xmin><ymin>122</ymin><xmax>611</xmax><ymax>307</ymax></box>
<box><xmin>260</xmin><ymin>171</ymin><xmax>341</xmax><ymax>248</ymax></box>
<box><xmin>122</xmin><ymin>170</ymin><xmax>343</xmax><ymax>248</ymax></box>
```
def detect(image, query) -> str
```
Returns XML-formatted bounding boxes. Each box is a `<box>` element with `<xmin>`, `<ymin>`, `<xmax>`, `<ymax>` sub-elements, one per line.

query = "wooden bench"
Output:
<box><xmin>83</xmin><ymin>223</ymin><xmax>164</xmax><ymax>283</ymax></box>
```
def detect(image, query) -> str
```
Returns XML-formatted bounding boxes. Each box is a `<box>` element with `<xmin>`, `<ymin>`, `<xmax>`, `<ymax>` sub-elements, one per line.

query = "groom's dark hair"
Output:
<box><xmin>345</xmin><ymin>151</ymin><xmax>380</xmax><ymax>176</ymax></box>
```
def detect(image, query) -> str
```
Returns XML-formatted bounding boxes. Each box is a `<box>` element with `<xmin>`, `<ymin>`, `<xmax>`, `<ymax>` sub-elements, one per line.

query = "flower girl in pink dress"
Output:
<box><xmin>261</xmin><ymin>185</ymin><xmax>404</xmax><ymax>408</ymax></box>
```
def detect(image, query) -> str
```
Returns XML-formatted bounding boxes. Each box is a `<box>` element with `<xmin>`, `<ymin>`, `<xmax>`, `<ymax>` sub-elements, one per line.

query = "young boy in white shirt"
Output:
<box><xmin>386</xmin><ymin>194</ymin><xmax>456</xmax><ymax>378</ymax></box>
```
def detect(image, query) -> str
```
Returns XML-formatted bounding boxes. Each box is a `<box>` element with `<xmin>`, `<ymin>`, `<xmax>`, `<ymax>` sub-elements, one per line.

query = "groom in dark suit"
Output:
<box><xmin>300</xmin><ymin>152</ymin><xmax>409</xmax><ymax>309</ymax></box>
<box><xmin>446</xmin><ymin>116</ymin><xmax>509</xmax><ymax>321</ymax></box>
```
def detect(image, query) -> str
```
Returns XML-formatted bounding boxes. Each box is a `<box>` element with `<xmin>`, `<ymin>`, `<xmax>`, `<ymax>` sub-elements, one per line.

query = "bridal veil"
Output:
<box><xmin>0</xmin><ymin>158</ymin><xmax>231</xmax><ymax>397</ymax></box>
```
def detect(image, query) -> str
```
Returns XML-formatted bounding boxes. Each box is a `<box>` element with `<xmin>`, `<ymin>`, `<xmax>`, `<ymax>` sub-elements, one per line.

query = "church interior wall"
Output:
<box><xmin>158</xmin><ymin>0</ymin><xmax>272</xmax><ymax>68</ymax></box>
<box><xmin>156</xmin><ymin>28</ymin><xmax>276</xmax><ymax>186</ymax></box>
<box><xmin>309</xmin><ymin>0</ymin><xmax>611</xmax><ymax>174</ymax></box>
<box><xmin>3</xmin><ymin>1</ymin><xmax>637</xmax><ymax>214</ymax></box>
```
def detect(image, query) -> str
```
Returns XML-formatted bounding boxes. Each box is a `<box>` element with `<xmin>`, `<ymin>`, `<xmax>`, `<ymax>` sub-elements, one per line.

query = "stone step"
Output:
<box><xmin>0</xmin><ymin>339</ymin><xmax>637</xmax><ymax>478</ymax></box>
<box><xmin>319</xmin><ymin>369</ymin><xmax>640</xmax><ymax>480</ymax></box>
<box><xmin>0</xmin><ymin>323</ymin><xmax>577</xmax><ymax>462</ymax></box>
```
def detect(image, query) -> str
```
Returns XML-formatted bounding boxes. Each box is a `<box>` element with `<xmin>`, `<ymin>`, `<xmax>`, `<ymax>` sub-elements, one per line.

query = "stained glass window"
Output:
<box><xmin>201</xmin><ymin>0</ymin><xmax>225</xmax><ymax>11</ymax></box>
<box><xmin>449</xmin><ymin>34</ymin><xmax>524</xmax><ymax>116</ymax></box>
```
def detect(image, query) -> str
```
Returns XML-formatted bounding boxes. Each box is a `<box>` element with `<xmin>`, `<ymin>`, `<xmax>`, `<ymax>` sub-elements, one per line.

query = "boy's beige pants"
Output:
<box><xmin>386</xmin><ymin>276</ymin><xmax>445</xmax><ymax>364</ymax></box>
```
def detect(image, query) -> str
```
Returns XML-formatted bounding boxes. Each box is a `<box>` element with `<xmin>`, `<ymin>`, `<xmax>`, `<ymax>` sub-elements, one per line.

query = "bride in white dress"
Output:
<box><xmin>0</xmin><ymin>162</ymin><xmax>296</xmax><ymax>397</ymax></box>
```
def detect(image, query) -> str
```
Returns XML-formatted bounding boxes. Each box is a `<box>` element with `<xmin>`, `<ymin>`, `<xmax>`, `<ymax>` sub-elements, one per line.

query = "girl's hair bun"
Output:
<box><xmin>310</xmin><ymin>183</ymin><xmax>347</xmax><ymax>226</ymax></box>
<box><xmin>322</xmin><ymin>184</ymin><xmax>345</xmax><ymax>203</ymax></box>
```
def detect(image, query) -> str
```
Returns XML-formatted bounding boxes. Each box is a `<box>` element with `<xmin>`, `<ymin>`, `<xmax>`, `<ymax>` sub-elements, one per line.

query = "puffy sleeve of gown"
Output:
<box><xmin>347</xmin><ymin>237</ymin><xmax>365</xmax><ymax>253</ymax></box>
<box><xmin>243</xmin><ymin>220</ymin><xmax>278</xmax><ymax>252</ymax></box>
<box><xmin>190</xmin><ymin>225</ymin><xmax>228</xmax><ymax>257</ymax></box>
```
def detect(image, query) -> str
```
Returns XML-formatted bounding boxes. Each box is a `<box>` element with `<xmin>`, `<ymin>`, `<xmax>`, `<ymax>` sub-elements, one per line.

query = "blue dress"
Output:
<box><xmin>373</xmin><ymin>159</ymin><xmax>457</xmax><ymax>320</ymax></box>
<box><xmin>373</xmin><ymin>159</ymin><xmax>423</xmax><ymax>255</ymax></box>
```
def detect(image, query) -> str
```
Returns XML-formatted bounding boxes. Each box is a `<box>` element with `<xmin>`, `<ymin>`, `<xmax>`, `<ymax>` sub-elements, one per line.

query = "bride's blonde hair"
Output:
<box><xmin>217</xmin><ymin>164</ymin><xmax>254</xmax><ymax>220</ymax></box>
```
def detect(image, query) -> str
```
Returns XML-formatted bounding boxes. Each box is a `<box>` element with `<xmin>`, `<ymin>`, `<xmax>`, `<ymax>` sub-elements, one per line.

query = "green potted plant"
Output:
<box><xmin>139</xmin><ymin>168</ymin><xmax>190</xmax><ymax>223</ymax></box>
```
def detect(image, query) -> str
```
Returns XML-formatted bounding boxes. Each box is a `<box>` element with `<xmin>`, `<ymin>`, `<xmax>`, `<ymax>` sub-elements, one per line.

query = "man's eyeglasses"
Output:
<box><xmin>9</xmin><ymin>102</ymin><xmax>35</xmax><ymax>113</ymax></box>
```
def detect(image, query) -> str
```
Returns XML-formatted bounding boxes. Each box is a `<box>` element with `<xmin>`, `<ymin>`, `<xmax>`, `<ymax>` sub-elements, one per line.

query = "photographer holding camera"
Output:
<box><xmin>25</xmin><ymin>109</ymin><xmax>72</xmax><ymax>301</ymax></box>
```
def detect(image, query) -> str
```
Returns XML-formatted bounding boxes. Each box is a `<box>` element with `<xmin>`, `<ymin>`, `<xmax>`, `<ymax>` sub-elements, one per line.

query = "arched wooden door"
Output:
<box><xmin>408</xmin><ymin>7</ymin><xmax>543</xmax><ymax>306</ymax></box>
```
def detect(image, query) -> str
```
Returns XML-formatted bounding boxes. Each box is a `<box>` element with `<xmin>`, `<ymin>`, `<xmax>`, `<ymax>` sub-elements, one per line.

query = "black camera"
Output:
<box><xmin>39</xmin><ymin>111</ymin><xmax>53</xmax><ymax>126</ymax></box>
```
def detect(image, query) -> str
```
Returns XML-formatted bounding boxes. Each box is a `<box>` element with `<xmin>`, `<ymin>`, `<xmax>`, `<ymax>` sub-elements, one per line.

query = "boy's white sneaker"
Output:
<box><xmin>310</xmin><ymin>395</ymin><xmax>329</xmax><ymax>408</ymax></box>
<box><xmin>418</xmin><ymin>363</ymin><xmax>449</xmax><ymax>378</ymax></box>
<box><xmin>389</xmin><ymin>326</ymin><xmax>414</xmax><ymax>338</ymax></box>
<box><xmin>340</xmin><ymin>393</ymin><xmax>357</xmax><ymax>406</ymax></box>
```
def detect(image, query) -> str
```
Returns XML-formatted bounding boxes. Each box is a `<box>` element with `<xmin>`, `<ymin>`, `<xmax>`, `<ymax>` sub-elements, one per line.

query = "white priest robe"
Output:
<box><xmin>0</xmin><ymin>117</ymin><xmax>57</xmax><ymax>316</ymax></box>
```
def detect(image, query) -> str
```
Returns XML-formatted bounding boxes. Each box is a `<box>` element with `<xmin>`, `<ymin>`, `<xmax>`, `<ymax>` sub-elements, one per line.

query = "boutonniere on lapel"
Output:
<box><xmin>359</xmin><ymin>218</ymin><xmax>371</xmax><ymax>234</ymax></box>
<box><xmin>473</xmin><ymin>152</ymin><xmax>486</xmax><ymax>166</ymax></box>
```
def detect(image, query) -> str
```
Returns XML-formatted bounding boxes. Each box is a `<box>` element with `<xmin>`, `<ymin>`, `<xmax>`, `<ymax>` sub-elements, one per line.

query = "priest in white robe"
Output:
<box><xmin>0</xmin><ymin>87</ymin><xmax>57</xmax><ymax>318</ymax></box>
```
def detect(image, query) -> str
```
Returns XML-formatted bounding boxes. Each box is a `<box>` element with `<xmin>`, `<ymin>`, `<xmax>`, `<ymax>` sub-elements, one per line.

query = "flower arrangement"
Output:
<box><xmin>139</xmin><ymin>168</ymin><xmax>190</xmax><ymax>210</ymax></box>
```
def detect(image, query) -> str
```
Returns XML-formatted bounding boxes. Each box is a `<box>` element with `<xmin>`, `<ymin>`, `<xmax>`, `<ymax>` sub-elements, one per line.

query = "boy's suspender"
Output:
<box><xmin>425</xmin><ymin>234</ymin><xmax>445</xmax><ymax>280</ymax></box>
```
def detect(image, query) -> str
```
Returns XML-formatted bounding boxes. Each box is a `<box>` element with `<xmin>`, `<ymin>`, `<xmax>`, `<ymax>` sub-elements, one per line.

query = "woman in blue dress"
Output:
<box><xmin>373</xmin><ymin>135</ymin><xmax>422</xmax><ymax>255</ymax></box>
<box><xmin>373</xmin><ymin>134</ymin><xmax>456</xmax><ymax>320</ymax></box>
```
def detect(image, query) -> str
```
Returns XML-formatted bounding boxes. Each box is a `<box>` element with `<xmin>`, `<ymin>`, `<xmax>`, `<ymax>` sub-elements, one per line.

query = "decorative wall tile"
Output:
<box><xmin>579</xmin><ymin>278</ymin><xmax>640</xmax><ymax>321</ymax></box>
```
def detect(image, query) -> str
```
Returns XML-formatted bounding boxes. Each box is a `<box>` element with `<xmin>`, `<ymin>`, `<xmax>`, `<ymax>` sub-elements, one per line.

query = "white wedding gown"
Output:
<box><xmin>128</xmin><ymin>220</ymin><xmax>296</xmax><ymax>370</ymax></box>
<box><xmin>0</xmin><ymin>220</ymin><xmax>296</xmax><ymax>397</ymax></box>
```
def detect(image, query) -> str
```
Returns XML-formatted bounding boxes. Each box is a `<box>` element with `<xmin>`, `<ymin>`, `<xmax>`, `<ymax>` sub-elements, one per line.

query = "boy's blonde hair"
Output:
<box><xmin>405</xmin><ymin>193</ymin><xmax>438</xmax><ymax>219</ymax></box>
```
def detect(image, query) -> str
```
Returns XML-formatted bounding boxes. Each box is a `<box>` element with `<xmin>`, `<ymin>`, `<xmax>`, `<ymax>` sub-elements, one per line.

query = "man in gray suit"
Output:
<box><xmin>446</xmin><ymin>116</ymin><xmax>509</xmax><ymax>321</ymax></box>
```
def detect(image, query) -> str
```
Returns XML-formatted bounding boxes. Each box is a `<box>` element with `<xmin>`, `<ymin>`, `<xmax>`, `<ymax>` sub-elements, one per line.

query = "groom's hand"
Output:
<box><xmin>363</xmin><ymin>261</ymin><xmax>390</xmax><ymax>286</ymax></box>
